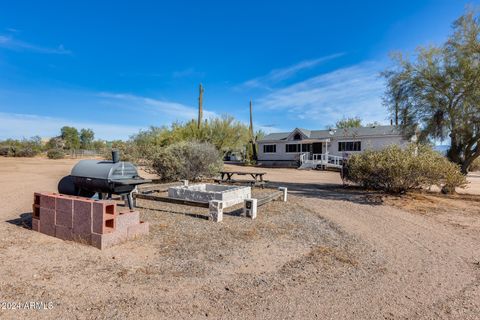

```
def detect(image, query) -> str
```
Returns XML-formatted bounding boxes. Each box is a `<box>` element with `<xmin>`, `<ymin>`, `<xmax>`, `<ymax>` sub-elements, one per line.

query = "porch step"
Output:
<box><xmin>299</xmin><ymin>152</ymin><xmax>344</xmax><ymax>170</ymax></box>
<box><xmin>298</xmin><ymin>162</ymin><xmax>317</xmax><ymax>170</ymax></box>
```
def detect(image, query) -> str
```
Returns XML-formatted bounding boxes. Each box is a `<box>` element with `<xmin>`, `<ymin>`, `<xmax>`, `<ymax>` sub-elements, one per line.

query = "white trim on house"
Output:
<box><xmin>256</xmin><ymin>125</ymin><xmax>408</xmax><ymax>167</ymax></box>
<box><xmin>285</xmin><ymin>128</ymin><xmax>310</xmax><ymax>141</ymax></box>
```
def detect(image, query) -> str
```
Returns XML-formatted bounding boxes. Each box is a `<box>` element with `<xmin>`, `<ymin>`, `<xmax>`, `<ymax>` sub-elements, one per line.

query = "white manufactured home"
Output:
<box><xmin>256</xmin><ymin>125</ymin><xmax>407</xmax><ymax>168</ymax></box>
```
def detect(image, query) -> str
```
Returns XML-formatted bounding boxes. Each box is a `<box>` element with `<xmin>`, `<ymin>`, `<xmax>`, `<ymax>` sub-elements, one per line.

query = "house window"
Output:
<box><xmin>338</xmin><ymin>141</ymin><xmax>361</xmax><ymax>152</ymax></box>
<box><xmin>301</xmin><ymin>144</ymin><xmax>311</xmax><ymax>152</ymax></box>
<box><xmin>263</xmin><ymin>144</ymin><xmax>276</xmax><ymax>153</ymax></box>
<box><xmin>293</xmin><ymin>133</ymin><xmax>302</xmax><ymax>140</ymax></box>
<box><xmin>285</xmin><ymin>144</ymin><xmax>301</xmax><ymax>153</ymax></box>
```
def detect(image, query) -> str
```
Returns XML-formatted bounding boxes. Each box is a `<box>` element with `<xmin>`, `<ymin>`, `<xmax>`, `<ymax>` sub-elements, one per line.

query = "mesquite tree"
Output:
<box><xmin>383</xmin><ymin>10</ymin><xmax>480</xmax><ymax>173</ymax></box>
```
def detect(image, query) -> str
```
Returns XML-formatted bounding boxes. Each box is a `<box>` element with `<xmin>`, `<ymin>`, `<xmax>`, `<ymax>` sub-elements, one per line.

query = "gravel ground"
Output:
<box><xmin>0</xmin><ymin>157</ymin><xmax>479</xmax><ymax>319</ymax></box>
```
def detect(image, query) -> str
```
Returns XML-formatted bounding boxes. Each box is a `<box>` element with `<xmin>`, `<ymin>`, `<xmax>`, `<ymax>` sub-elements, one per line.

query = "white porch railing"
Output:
<box><xmin>299</xmin><ymin>153</ymin><xmax>343</xmax><ymax>169</ymax></box>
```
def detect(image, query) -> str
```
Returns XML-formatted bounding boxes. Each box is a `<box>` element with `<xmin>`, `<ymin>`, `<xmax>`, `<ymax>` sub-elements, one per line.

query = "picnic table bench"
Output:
<box><xmin>216</xmin><ymin>171</ymin><xmax>268</xmax><ymax>188</ymax></box>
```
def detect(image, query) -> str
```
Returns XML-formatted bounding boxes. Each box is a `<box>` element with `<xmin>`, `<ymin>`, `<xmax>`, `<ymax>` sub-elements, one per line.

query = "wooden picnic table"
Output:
<box><xmin>219</xmin><ymin>171</ymin><xmax>266</xmax><ymax>182</ymax></box>
<box><xmin>217</xmin><ymin>171</ymin><xmax>268</xmax><ymax>188</ymax></box>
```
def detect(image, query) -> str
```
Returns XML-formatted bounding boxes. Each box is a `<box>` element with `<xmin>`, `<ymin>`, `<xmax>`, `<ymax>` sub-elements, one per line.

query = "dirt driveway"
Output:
<box><xmin>0</xmin><ymin>158</ymin><xmax>479</xmax><ymax>319</ymax></box>
<box><xmin>223</xmin><ymin>163</ymin><xmax>480</xmax><ymax>195</ymax></box>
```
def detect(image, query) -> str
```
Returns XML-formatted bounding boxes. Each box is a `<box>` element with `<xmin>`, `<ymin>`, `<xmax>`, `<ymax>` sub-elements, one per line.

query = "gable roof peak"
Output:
<box><xmin>291</xmin><ymin>127</ymin><xmax>311</xmax><ymax>138</ymax></box>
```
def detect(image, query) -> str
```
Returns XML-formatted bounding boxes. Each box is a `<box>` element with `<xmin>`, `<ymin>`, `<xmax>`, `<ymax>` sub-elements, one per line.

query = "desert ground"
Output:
<box><xmin>0</xmin><ymin>157</ymin><xmax>479</xmax><ymax>319</ymax></box>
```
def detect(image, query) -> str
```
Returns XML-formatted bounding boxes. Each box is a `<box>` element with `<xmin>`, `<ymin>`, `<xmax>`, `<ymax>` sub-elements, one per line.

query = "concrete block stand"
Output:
<box><xmin>243</xmin><ymin>198</ymin><xmax>258</xmax><ymax>219</ymax></box>
<box><xmin>209</xmin><ymin>200</ymin><xmax>224</xmax><ymax>222</ymax></box>
<box><xmin>278</xmin><ymin>187</ymin><xmax>288</xmax><ymax>202</ymax></box>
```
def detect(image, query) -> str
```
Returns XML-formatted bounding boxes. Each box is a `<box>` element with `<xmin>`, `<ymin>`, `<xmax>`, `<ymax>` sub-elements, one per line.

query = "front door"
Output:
<box><xmin>312</xmin><ymin>142</ymin><xmax>322</xmax><ymax>154</ymax></box>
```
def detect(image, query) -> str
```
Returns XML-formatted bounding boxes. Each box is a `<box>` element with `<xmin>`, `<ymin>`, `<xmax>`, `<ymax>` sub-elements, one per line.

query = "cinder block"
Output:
<box><xmin>38</xmin><ymin>192</ymin><xmax>56</xmax><ymax>209</ymax></box>
<box><xmin>55</xmin><ymin>225</ymin><xmax>73</xmax><ymax>241</ymax></box>
<box><xmin>116</xmin><ymin>210</ymin><xmax>140</xmax><ymax>230</ymax></box>
<box><xmin>39</xmin><ymin>207</ymin><xmax>55</xmax><ymax>237</ymax></box>
<box><xmin>91</xmin><ymin>229</ymin><xmax>128</xmax><ymax>250</ymax></box>
<box><xmin>127</xmin><ymin>221</ymin><xmax>149</xmax><ymax>239</ymax></box>
<box><xmin>92</xmin><ymin>201</ymin><xmax>116</xmax><ymax>234</ymax></box>
<box><xmin>56</xmin><ymin>209</ymin><xmax>73</xmax><ymax>228</ymax></box>
<box><xmin>243</xmin><ymin>198</ymin><xmax>258</xmax><ymax>219</ymax></box>
<box><xmin>56</xmin><ymin>195</ymin><xmax>73</xmax><ymax>213</ymax></box>
<box><xmin>278</xmin><ymin>187</ymin><xmax>288</xmax><ymax>202</ymax></box>
<box><xmin>72</xmin><ymin>199</ymin><xmax>93</xmax><ymax>236</ymax></box>
<box><xmin>91</xmin><ymin>233</ymin><xmax>112</xmax><ymax>250</ymax></box>
<box><xmin>209</xmin><ymin>200</ymin><xmax>223</xmax><ymax>222</ymax></box>
<box><xmin>34</xmin><ymin>193</ymin><xmax>40</xmax><ymax>206</ymax></box>
<box><xmin>32</xmin><ymin>204</ymin><xmax>40</xmax><ymax>219</ymax></box>
<box><xmin>32</xmin><ymin>218</ymin><xmax>40</xmax><ymax>232</ymax></box>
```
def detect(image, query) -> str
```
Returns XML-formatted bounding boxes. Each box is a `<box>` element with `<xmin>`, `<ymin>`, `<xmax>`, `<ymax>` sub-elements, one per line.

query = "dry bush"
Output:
<box><xmin>0</xmin><ymin>137</ymin><xmax>42</xmax><ymax>157</ymax></box>
<box><xmin>0</xmin><ymin>146</ymin><xmax>13</xmax><ymax>157</ymax></box>
<box><xmin>102</xmin><ymin>141</ymin><xmax>139</xmax><ymax>163</ymax></box>
<box><xmin>148</xmin><ymin>141</ymin><xmax>223</xmax><ymax>181</ymax></box>
<box><xmin>47</xmin><ymin>149</ymin><xmax>65</xmax><ymax>159</ymax></box>
<box><xmin>344</xmin><ymin>144</ymin><xmax>467</xmax><ymax>194</ymax></box>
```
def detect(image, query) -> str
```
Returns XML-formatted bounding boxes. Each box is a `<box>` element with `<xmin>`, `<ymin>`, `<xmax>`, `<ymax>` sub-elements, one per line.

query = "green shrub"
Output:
<box><xmin>148</xmin><ymin>141</ymin><xmax>223</xmax><ymax>181</ymax></box>
<box><xmin>0</xmin><ymin>146</ymin><xmax>14</xmax><ymax>157</ymax></box>
<box><xmin>0</xmin><ymin>137</ymin><xmax>42</xmax><ymax>157</ymax></box>
<box><xmin>14</xmin><ymin>147</ymin><xmax>39</xmax><ymax>157</ymax></box>
<box><xmin>344</xmin><ymin>144</ymin><xmax>467</xmax><ymax>194</ymax></box>
<box><xmin>129</xmin><ymin>116</ymin><xmax>254</xmax><ymax>160</ymax></box>
<box><xmin>102</xmin><ymin>141</ymin><xmax>139</xmax><ymax>163</ymax></box>
<box><xmin>47</xmin><ymin>149</ymin><xmax>65</xmax><ymax>159</ymax></box>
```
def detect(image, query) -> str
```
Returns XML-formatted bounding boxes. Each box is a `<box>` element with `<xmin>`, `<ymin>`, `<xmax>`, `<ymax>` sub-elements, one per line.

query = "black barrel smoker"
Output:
<box><xmin>58</xmin><ymin>150</ymin><xmax>150</xmax><ymax>209</ymax></box>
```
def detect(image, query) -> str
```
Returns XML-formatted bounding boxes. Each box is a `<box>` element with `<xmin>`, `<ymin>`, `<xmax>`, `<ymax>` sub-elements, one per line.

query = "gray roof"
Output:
<box><xmin>258</xmin><ymin>125</ymin><xmax>401</xmax><ymax>142</ymax></box>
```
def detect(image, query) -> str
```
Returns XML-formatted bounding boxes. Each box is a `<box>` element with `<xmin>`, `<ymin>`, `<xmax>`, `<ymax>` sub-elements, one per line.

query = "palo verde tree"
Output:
<box><xmin>335</xmin><ymin>117</ymin><xmax>362</xmax><ymax>129</ymax></box>
<box><xmin>80</xmin><ymin>128</ymin><xmax>95</xmax><ymax>149</ymax></box>
<box><xmin>130</xmin><ymin>115</ymin><xmax>251</xmax><ymax>159</ymax></box>
<box><xmin>383</xmin><ymin>9</ymin><xmax>480</xmax><ymax>173</ymax></box>
<box><xmin>60</xmin><ymin>126</ymin><xmax>80</xmax><ymax>150</ymax></box>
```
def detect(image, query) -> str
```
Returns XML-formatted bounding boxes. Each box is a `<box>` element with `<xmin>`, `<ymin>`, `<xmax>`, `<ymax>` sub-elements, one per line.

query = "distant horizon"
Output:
<box><xmin>0</xmin><ymin>115</ymin><xmax>396</xmax><ymax>141</ymax></box>
<box><xmin>0</xmin><ymin>1</ymin><xmax>474</xmax><ymax>140</ymax></box>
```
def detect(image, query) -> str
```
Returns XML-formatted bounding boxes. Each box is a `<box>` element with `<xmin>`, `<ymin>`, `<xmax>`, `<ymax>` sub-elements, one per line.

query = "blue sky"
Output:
<box><xmin>0</xmin><ymin>0</ymin><xmax>476</xmax><ymax>140</ymax></box>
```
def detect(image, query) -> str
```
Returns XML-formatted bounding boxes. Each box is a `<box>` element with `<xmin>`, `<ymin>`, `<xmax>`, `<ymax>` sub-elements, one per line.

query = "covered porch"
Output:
<box><xmin>298</xmin><ymin>139</ymin><xmax>343</xmax><ymax>169</ymax></box>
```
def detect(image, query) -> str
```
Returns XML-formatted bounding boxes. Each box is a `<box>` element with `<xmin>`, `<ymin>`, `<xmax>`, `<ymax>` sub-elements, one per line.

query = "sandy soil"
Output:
<box><xmin>223</xmin><ymin>163</ymin><xmax>344</xmax><ymax>185</ymax></box>
<box><xmin>465</xmin><ymin>172</ymin><xmax>480</xmax><ymax>195</ymax></box>
<box><xmin>0</xmin><ymin>157</ymin><xmax>479</xmax><ymax>319</ymax></box>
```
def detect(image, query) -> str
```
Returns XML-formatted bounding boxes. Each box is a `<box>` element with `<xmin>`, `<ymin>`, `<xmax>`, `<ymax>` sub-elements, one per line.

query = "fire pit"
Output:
<box><xmin>168</xmin><ymin>184</ymin><xmax>251</xmax><ymax>207</ymax></box>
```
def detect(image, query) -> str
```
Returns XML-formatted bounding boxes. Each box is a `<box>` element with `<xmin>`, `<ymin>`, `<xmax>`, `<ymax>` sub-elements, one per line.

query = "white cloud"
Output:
<box><xmin>0</xmin><ymin>35</ymin><xmax>71</xmax><ymax>55</ymax></box>
<box><xmin>257</xmin><ymin>61</ymin><xmax>388</xmax><ymax>125</ymax></box>
<box><xmin>97</xmin><ymin>92</ymin><xmax>217</xmax><ymax>119</ymax></box>
<box><xmin>254</xmin><ymin>123</ymin><xmax>285</xmax><ymax>134</ymax></box>
<box><xmin>0</xmin><ymin>112</ymin><xmax>142</xmax><ymax>140</ymax></box>
<box><xmin>240</xmin><ymin>53</ymin><xmax>345</xmax><ymax>89</ymax></box>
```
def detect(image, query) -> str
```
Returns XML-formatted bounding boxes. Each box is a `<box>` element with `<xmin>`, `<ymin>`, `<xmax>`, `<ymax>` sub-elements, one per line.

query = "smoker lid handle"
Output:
<box><xmin>111</xmin><ymin>178</ymin><xmax>152</xmax><ymax>185</ymax></box>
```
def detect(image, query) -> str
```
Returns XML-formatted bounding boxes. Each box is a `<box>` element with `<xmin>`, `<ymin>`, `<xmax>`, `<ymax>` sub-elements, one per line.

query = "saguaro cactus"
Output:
<box><xmin>197</xmin><ymin>83</ymin><xmax>204</xmax><ymax>129</ymax></box>
<box><xmin>249</xmin><ymin>99</ymin><xmax>258</xmax><ymax>161</ymax></box>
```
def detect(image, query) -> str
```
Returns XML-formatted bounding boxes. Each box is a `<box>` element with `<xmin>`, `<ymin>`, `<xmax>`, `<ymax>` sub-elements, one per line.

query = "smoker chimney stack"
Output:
<box><xmin>112</xmin><ymin>150</ymin><xmax>120</xmax><ymax>163</ymax></box>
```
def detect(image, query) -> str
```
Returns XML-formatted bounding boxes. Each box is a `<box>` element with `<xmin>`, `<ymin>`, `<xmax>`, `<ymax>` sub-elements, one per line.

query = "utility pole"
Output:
<box><xmin>249</xmin><ymin>99</ymin><xmax>258</xmax><ymax>161</ymax></box>
<box><xmin>197</xmin><ymin>83</ymin><xmax>204</xmax><ymax>129</ymax></box>
<box><xmin>249</xmin><ymin>99</ymin><xmax>254</xmax><ymax>138</ymax></box>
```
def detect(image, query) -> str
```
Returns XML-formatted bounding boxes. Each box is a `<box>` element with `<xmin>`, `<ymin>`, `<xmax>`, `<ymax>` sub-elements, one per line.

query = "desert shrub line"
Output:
<box><xmin>344</xmin><ymin>144</ymin><xmax>467</xmax><ymax>194</ymax></box>
<box><xmin>147</xmin><ymin>141</ymin><xmax>223</xmax><ymax>182</ymax></box>
<box><xmin>47</xmin><ymin>149</ymin><xmax>65</xmax><ymax>159</ymax></box>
